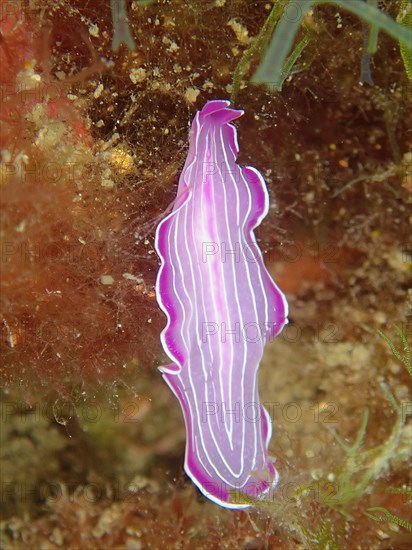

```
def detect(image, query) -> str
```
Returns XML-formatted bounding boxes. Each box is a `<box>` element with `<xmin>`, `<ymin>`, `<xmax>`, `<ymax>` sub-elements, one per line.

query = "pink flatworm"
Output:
<box><xmin>155</xmin><ymin>99</ymin><xmax>288</xmax><ymax>508</ymax></box>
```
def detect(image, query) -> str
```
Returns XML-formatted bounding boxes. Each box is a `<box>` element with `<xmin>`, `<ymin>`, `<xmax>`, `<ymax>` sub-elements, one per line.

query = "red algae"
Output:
<box><xmin>0</xmin><ymin>5</ymin><xmax>163</xmax><ymax>397</ymax></box>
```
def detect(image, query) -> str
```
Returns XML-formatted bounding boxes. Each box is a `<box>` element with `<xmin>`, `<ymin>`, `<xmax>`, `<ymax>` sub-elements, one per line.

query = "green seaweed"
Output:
<box><xmin>364</xmin><ymin>506</ymin><xmax>412</xmax><ymax>531</ymax></box>
<box><xmin>360</xmin><ymin>327</ymin><xmax>412</xmax><ymax>532</ymax></box>
<box><xmin>251</xmin><ymin>0</ymin><xmax>311</xmax><ymax>88</ymax></box>
<box><xmin>316</xmin><ymin>325</ymin><xmax>410</xmax><ymax>513</ymax></box>
<box><xmin>384</xmin><ymin>486</ymin><xmax>412</xmax><ymax>499</ymax></box>
<box><xmin>377</xmin><ymin>325</ymin><xmax>411</xmax><ymax>377</ymax></box>
<box><xmin>231</xmin><ymin>323</ymin><xmax>410</xmax><ymax>547</ymax></box>
<box><xmin>230</xmin><ymin>1</ymin><xmax>314</xmax><ymax>100</ymax></box>
<box><xmin>398</xmin><ymin>0</ymin><xmax>412</xmax><ymax>80</ymax></box>
<box><xmin>230</xmin><ymin>1</ymin><xmax>285</xmax><ymax>103</ymax></box>
<box><xmin>301</xmin><ymin>521</ymin><xmax>341</xmax><ymax>550</ymax></box>
<box><xmin>331</xmin><ymin>166</ymin><xmax>398</xmax><ymax>198</ymax></box>
<box><xmin>111</xmin><ymin>0</ymin><xmax>136</xmax><ymax>52</ymax></box>
<box><xmin>366</xmin><ymin>0</ymin><xmax>379</xmax><ymax>55</ymax></box>
<box><xmin>274</xmin><ymin>31</ymin><xmax>311</xmax><ymax>91</ymax></box>
<box><xmin>291</xmin><ymin>370</ymin><xmax>406</xmax><ymax>516</ymax></box>
<box><xmin>251</xmin><ymin>0</ymin><xmax>412</xmax><ymax>87</ymax></box>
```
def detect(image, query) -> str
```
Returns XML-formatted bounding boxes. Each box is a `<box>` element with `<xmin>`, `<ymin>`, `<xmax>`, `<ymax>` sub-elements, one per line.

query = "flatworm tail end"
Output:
<box><xmin>161</xmin><ymin>368</ymin><xmax>280</xmax><ymax>509</ymax></box>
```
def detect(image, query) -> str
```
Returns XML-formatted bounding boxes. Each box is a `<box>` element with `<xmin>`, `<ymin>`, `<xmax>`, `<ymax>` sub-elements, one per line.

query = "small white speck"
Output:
<box><xmin>93</xmin><ymin>83</ymin><xmax>104</xmax><ymax>98</ymax></box>
<box><xmin>89</xmin><ymin>24</ymin><xmax>99</xmax><ymax>38</ymax></box>
<box><xmin>184</xmin><ymin>87</ymin><xmax>200</xmax><ymax>104</ymax></box>
<box><xmin>123</xmin><ymin>273</ymin><xmax>144</xmax><ymax>284</ymax></box>
<box><xmin>100</xmin><ymin>275</ymin><xmax>114</xmax><ymax>285</ymax></box>
<box><xmin>129</xmin><ymin>68</ymin><xmax>147</xmax><ymax>84</ymax></box>
<box><xmin>16</xmin><ymin>220</ymin><xmax>26</xmax><ymax>233</ymax></box>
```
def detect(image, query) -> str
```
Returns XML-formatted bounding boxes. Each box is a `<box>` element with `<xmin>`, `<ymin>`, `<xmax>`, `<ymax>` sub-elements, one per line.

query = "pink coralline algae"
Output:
<box><xmin>155</xmin><ymin>100</ymin><xmax>288</xmax><ymax>508</ymax></box>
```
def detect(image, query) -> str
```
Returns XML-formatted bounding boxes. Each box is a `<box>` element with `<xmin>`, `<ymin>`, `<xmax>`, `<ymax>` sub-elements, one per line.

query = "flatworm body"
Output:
<box><xmin>155</xmin><ymin>100</ymin><xmax>288</xmax><ymax>508</ymax></box>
